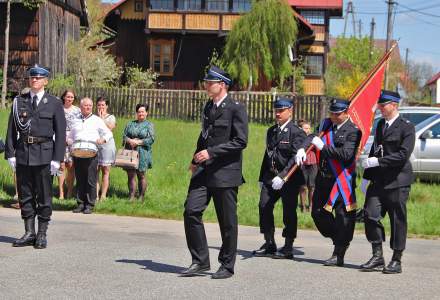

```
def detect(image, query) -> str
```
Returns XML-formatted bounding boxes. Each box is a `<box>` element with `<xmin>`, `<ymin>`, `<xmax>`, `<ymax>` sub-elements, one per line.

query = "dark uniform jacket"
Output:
<box><xmin>363</xmin><ymin>116</ymin><xmax>415</xmax><ymax>189</ymax></box>
<box><xmin>259</xmin><ymin>121</ymin><xmax>306</xmax><ymax>186</ymax></box>
<box><xmin>5</xmin><ymin>92</ymin><xmax>66</xmax><ymax>166</ymax></box>
<box><xmin>318</xmin><ymin>119</ymin><xmax>362</xmax><ymax>181</ymax></box>
<box><xmin>193</xmin><ymin>95</ymin><xmax>248</xmax><ymax>188</ymax></box>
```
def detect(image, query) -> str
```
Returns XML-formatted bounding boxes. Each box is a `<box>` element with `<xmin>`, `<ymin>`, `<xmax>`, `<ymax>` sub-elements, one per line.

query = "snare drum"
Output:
<box><xmin>71</xmin><ymin>140</ymin><xmax>98</xmax><ymax>158</ymax></box>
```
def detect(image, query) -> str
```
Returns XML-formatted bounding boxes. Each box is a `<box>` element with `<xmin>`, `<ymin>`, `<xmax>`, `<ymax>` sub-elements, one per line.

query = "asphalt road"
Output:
<box><xmin>0</xmin><ymin>207</ymin><xmax>439</xmax><ymax>299</ymax></box>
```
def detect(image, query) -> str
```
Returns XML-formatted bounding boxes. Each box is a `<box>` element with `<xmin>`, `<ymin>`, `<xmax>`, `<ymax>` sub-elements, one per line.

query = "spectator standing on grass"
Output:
<box><xmin>122</xmin><ymin>103</ymin><xmax>154</xmax><ymax>202</ymax></box>
<box><xmin>297</xmin><ymin>120</ymin><xmax>318</xmax><ymax>213</ymax></box>
<box><xmin>96</xmin><ymin>96</ymin><xmax>116</xmax><ymax>201</ymax></box>
<box><xmin>360</xmin><ymin>90</ymin><xmax>415</xmax><ymax>274</ymax></box>
<box><xmin>58</xmin><ymin>89</ymin><xmax>80</xmax><ymax>200</ymax></box>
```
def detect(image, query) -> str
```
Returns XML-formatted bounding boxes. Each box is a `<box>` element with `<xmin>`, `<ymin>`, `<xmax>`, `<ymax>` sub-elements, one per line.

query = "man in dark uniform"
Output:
<box><xmin>308</xmin><ymin>98</ymin><xmax>361</xmax><ymax>266</ymax></box>
<box><xmin>360</xmin><ymin>90</ymin><xmax>415</xmax><ymax>274</ymax></box>
<box><xmin>181</xmin><ymin>66</ymin><xmax>248</xmax><ymax>279</ymax></box>
<box><xmin>5</xmin><ymin>64</ymin><xmax>66</xmax><ymax>249</ymax></box>
<box><xmin>252</xmin><ymin>98</ymin><xmax>306</xmax><ymax>259</ymax></box>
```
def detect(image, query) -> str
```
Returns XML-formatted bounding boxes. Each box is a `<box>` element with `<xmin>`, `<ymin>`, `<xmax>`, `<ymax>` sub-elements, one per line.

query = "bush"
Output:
<box><xmin>47</xmin><ymin>74</ymin><xmax>75</xmax><ymax>92</ymax></box>
<box><xmin>124</xmin><ymin>65</ymin><xmax>158</xmax><ymax>89</ymax></box>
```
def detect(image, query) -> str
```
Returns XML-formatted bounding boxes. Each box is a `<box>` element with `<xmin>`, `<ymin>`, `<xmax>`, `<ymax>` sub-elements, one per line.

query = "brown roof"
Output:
<box><xmin>426</xmin><ymin>72</ymin><xmax>440</xmax><ymax>86</ymax></box>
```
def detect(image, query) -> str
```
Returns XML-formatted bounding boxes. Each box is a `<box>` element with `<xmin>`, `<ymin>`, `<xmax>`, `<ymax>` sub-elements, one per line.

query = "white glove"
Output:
<box><xmin>361</xmin><ymin>157</ymin><xmax>379</xmax><ymax>169</ymax></box>
<box><xmin>361</xmin><ymin>179</ymin><xmax>369</xmax><ymax>195</ymax></box>
<box><xmin>295</xmin><ymin>148</ymin><xmax>307</xmax><ymax>166</ymax></box>
<box><xmin>8</xmin><ymin>157</ymin><xmax>16</xmax><ymax>171</ymax></box>
<box><xmin>311</xmin><ymin>136</ymin><xmax>324</xmax><ymax>150</ymax></box>
<box><xmin>271</xmin><ymin>176</ymin><xmax>285</xmax><ymax>190</ymax></box>
<box><xmin>259</xmin><ymin>182</ymin><xmax>263</xmax><ymax>189</ymax></box>
<box><xmin>50</xmin><ymin>161</ymin><xmax>61</xmax><ymax>176</ymax></box>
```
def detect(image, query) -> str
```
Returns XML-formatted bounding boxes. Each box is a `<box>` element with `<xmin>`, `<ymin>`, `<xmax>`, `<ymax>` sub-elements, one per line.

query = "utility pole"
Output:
<box><xmin>369</xmin><ymin>18</ymin><xmax>376</xmax><ymax>59</ymax></box>
<box><xmin>384</xmin><ymin>0</ymin><xmax>396</xmax><ymax>89</ymax></box>
<box><xmin>358</xmin><ymin>19</ymin><xmax>362</xmax><ymax>38</ymax></box>
<box><xmin>343</xmin><ymin>1</ymin><xmax>356</xmax><ymax>38</ymax></box>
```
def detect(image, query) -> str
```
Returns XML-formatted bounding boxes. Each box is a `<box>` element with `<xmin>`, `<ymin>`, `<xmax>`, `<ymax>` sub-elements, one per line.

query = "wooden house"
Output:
<box><xmin>0</xmin><ymin>0</ymin><xmax>88</xmax><ymax>91</ymax></box>
<box><xmin>103</xmin><ymin>0</ymin><xmax>342</xmax><ymax>94</ymax></box>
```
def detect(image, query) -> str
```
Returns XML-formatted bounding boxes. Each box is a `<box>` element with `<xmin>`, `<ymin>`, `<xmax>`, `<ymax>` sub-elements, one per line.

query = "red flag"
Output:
<box><xmin>347</xmin><ymin>65</ymin><xmax>385</xmax><ymax>152</ymax></box>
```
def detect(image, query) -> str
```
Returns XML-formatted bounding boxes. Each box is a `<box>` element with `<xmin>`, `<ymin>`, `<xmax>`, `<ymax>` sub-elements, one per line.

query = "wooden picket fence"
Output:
<box><xmin>52</xmin><ymin>87</ymin><xmax>327</xmax><ymax>125</ymax></box>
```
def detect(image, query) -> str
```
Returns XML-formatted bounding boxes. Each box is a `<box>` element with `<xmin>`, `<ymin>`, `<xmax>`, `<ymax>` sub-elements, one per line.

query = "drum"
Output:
<box><xmin>71</xmin><ymin>140</ymin><xmax>98</xmax><ymax>158</ymax></box>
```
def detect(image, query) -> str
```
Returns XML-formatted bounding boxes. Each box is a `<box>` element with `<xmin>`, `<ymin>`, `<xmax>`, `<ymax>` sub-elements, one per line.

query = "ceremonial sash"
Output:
<box><xmin>319</xmin><ymin>119</ymin><xmax>357</xmax><ymax>212</ymax></box>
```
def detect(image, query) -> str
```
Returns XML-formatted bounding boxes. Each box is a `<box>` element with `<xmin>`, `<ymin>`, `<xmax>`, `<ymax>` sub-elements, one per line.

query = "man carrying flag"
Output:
<box><xmin>298</xmin><ymin>98</ymin><xmax>362</xmax><ymax>267</ymax></box>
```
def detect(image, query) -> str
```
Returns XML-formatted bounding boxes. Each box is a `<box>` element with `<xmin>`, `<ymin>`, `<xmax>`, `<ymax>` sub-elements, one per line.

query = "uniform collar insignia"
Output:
<box><xmin>43</xmin><ymin>97</ymin><xmax>48</xmax><ymax>104</ymax></box>
<box><xmin>283</xmin><ymin>128</ymin><xmax>288</xmax><ymax>132</ymax></box>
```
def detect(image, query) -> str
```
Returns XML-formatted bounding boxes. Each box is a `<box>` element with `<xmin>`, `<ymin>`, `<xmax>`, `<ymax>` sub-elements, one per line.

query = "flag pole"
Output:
<box><xmin>282</xmin><ymin>42</ymin><xmax>398</xmax><ymax>182</ymax></box>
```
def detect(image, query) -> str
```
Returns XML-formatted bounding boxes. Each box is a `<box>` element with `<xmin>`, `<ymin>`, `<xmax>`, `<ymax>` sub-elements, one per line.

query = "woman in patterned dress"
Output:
<box><xmin>59</xmin><ymin>89</ymin><xmax>80</xmax><ymax>199</ymax></box>
<box><xmin>122</xmin><ymin>103</ymin><xmax>155</xmax><ymax>201</ymax></box>
<box><xmin>96</xmin><ymin>96</ymin><xmax>117</xmax><ymax>201</ymax></box>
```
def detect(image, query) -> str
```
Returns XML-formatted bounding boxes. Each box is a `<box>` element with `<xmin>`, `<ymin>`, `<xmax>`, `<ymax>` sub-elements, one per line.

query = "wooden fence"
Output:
<box><xmin>52</xmin><ymin>87</ymin><xmax>327</xmax><ymax>125</ymax></box>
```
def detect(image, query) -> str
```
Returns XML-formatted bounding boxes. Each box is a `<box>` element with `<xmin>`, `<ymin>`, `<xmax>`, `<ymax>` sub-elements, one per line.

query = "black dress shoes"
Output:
<box><xmin>272</xmin><ymin>247</ymin><xmax>293</xmax><ymax>259</ymax></box>
<box><xmin>360</xmin><ymin>256</ymin><xmax>385</xmax><ymax>271</ymax></box>
<box><xmin>211</xmin><ymin>266</ymin><xmax>233</xmax><ymax>279</ymax></box>
<box><xmin>83</xmin><ymin>207</ymin><xmax>93</xmax><ymax>214</ymax></box>
<box><xmin>253</xmin><ymin>242</ymin><xmax>277</xmax><ymax>257</ymax></box>
<box><xmin>382</xmin><ymin>260</ymin><xmax>402</xmax><ymax>274</ymax></box>
<box><xmin>72</xmin><ymin>205</ymin><xmax>84</xmax><ymax>213</ymax></box>
<box><xmin>180</xmin><ymin>263</ymin><xmax>210</xmax><ymax>276</ymax></box>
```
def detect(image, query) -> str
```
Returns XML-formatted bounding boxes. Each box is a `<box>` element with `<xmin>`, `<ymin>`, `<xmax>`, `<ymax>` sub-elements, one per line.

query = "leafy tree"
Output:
<box><xmin>125</xmin><ymin>65</ymin><xmax>158</xmax><ymax>89</ymax></box>
<box><xmin>222</xmin><ymin>0</ymin><xmax>298</xmax><ymax>89</ymax></box>
<box><xmin>66</xmin><ymin>0</ymin><xmax>122</xmax><ymax>88</ymax></box>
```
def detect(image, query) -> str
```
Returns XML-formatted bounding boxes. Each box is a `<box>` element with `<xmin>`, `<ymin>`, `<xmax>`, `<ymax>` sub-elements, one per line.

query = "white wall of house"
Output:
<box><xmin>436</xmin><ymin>80</ymin><xmax>440</xmax><ymax>104</ymax></box>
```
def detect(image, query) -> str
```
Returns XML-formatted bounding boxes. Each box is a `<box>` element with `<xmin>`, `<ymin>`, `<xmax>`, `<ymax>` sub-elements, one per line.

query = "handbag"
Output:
<box><xmin>114</xmin><ymin>141</ymin><xmax>139</xmax><ymax>169</ymax></box>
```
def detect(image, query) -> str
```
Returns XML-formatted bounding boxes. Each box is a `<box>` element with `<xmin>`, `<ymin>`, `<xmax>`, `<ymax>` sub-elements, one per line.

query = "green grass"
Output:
<box><xmin>0</xmin><ymin>109</ymin><xmax>439</xmax><ymax>238</ymax></box>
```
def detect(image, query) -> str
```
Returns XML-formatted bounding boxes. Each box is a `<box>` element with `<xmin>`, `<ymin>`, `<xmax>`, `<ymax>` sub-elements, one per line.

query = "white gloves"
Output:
<box><xmin>259</xmin><ymin>182</ymin><xmax>263</xmax><ymax>189</ymax></box>
<box><xmin>295</xmin><ymin>148</ymin><xmax>307</xmax><ymax>166</ymax></box>
<box><xmin>271</xmin><ymin>176</ymin><xmax>285</xmax><ymax>190</ymax></box>
<box><xmin>361</xmin><ymin>157</ymin><xmax>379</xmax><ymax>169</ymax></box>
<box><xmin>311</xmin><ymin>136</ymin><xmax>324</xmax><ymax>150</ymax></box>
<box><xmin>50</xmin><ymin>161</ymin><xmax>61</xmax><ymax>176</ymax></box>
<box><xmin>361</xmin><ymin>179</ymin><xmax>369</xmax><ymax>195</ymax></box>
<box><xmin>8</xmin><ymin>157</ymin><xmax>16</xmax><ymax>172</ymax></box>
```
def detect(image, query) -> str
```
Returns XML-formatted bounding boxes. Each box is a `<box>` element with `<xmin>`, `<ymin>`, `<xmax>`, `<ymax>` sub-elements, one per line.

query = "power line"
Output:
<box><xmin>398</xmin><ymin>3</ymin><xmax>440</xmax><ymax>18</ymax></box>
<box><xmin>355</xmin><ymin>3</ymin><xmax>440</xmax><ymax>15</ymax></box>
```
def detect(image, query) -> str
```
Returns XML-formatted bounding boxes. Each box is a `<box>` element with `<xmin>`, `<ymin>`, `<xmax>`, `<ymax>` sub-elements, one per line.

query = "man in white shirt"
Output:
<box><xmin>68</xmin><ymin>97</ymin><xmax>113</xmax><ymax>214</ymax></box>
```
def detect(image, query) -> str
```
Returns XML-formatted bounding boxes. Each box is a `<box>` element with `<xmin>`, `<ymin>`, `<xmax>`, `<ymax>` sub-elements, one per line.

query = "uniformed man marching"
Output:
<box><xmin>5</xmin><ymin>64</ymin><xmax>66</xmax><ymax>249</ymax></box>
<box><xmin>302</xmin><ymin>98</ymin><xmax>361</xmax><ymax>267</ymax></box>
<box><xmin>360</xmin><ymin>90</ymin><xmax>415</xmax><ymax>274</ymax></box>
<box><xmin>181</xmin><ymin>66</ymin><xmax>248</xmax><ymax>279</ymax></box>
<box><xmin>253</xmin><ymin>98</ymin><xmax>306</xmax><ymax>259</ymax></box>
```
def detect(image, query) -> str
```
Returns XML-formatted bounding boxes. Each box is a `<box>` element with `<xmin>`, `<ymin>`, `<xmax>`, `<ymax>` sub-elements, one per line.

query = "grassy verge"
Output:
<box><xmin>0</xmin><ymin>110</ymin><xmax>439</xmax><ymax>238</ymax></box>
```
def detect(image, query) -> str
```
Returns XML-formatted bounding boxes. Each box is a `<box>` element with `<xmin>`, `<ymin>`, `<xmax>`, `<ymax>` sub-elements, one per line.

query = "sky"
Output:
<box><xmin>329</xmin><ymin>0</ymin><xmax>440</xmax><ymax>73</ymax></box>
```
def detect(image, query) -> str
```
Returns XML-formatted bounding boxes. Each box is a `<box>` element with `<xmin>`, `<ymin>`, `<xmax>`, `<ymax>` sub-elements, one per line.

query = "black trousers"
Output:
<box><xmin>259</xmin><ymin>183</ymin><xmax>299</xmax><ymax>239</ymax></box>
<box><xmin>73</xmin><ymin>156</ymin><xmax>98</xmax><ymax>208</ymax></box>
<box><xmin>16</xmin><ymin>163</ymin><xmax>52</xmax><ymax>222</ymax></box>
<box><xmin>311</xmin><ymin>176</ymin><xmax>355</xmax><ymax>247</ymax></box>
<box><xmin>183</xmin><ymin>179</ymin><xmax>238</xmax><ymax>273</ymax></box>
<box><xmin>364</xmin><ymin>183</ymin><xmax>410</xmax><ymax>251</ymax></box>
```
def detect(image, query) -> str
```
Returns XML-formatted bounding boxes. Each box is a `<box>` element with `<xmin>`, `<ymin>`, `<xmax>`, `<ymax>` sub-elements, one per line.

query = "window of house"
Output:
<box><xmin>177</xmin><ymin>0</ymin><xmax>202</xmax><ymax>11</ymax></box>
<box><xmin>134</xmin><ymin>0</ymin><xmax>143</xmax><ymax>12</ymax></box>
<box><xmin>150</xmin><ymin>0</ymin><xmax>174</xmax><ymax>10</ymax></box>
<box><xmin>300</xmin><ymin>10</ymin><xmax>325</xmax><ymax>25</ymax></box>
<box><xmin>206</xmin><ymin>0</ymin><xmax>228</xmax><ymax>12</ymax></box>
<box><xmin>150</xmin><ymin>40</ymin><xmax>175</xmax><ymax>76</ymax></box>
<box><xmin>233</xmin><ymin>0</ymin><xmax>251</xmax><ymax>12</ymax></box>
<box><xmin>304</xmin><ymin>55</ymin><xmax>323</xmax><ymax>76</ymax></box>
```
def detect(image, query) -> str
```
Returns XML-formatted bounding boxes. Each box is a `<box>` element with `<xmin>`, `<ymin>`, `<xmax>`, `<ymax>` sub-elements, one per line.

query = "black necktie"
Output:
<box><xmin>383</xmin><ymin>122</ymin><xmax>389</xmax><ymax>135</ymax></box>
<box><xmin>32</xmin><ymin>95</ymin><xmax>38</xmax><ymax>111</ymax></box>
<box><xmin>210</xmin><ymin>104</ymin><xmax>217</xmax><ymax>119</ymax></box>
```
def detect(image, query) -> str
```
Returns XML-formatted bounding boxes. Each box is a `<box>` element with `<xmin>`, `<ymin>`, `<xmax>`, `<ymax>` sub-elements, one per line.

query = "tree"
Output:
<box><xmin>66</xmin><ymin>0</ymin><xmax>121</xmax><ymax>88</ymax></box>
<box><xmin>2</xmin><ymin>0</ymin><xmax>45</xmax><ymax>108</ymax></box>
<box><xmin>222</xmin><ymin>0</ymin><xmax>298</xmax><ymax>89</ymax></box>
<box><xmin>403</xmin><ymin>60</ymin><xmax>435</xmax><ymax>103</ymax></box>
